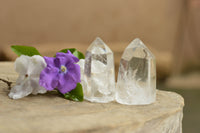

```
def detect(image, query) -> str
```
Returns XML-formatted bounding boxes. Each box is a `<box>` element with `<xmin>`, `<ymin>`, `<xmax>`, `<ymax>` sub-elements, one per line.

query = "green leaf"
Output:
<box><xmin>62</xmin><ymin>83</ymin><xmax>84</xmax><ymax>102</ymax></box>
<box><xmin>72</xmin><ymin>50</ymin><xmax>85</xmax><ymax>59</ymax></box>
<box><xmin>59</xmin><ymin>48</ymin><xmax>76</xmax><ymax>54</ymax></box>
<box><xmin>57</xmin><ymin>48</ymin><xmax>85</xmax><ymax>59</ymax></box>
<box><xmin>11</xmin><ymin>45</ymin><xmax>41</xmax><ymax>56</ymax></box>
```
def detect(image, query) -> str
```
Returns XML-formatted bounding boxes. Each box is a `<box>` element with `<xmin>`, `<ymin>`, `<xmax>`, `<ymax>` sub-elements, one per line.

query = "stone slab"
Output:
<box><xmin>0</xmin><ymin>62</ymin><xmax>184</xmax><ymax>133</ymax></box>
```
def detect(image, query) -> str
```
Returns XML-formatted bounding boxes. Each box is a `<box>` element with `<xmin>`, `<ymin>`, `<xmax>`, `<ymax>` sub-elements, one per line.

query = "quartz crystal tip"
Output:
<box><xmin>127</xmin><ymin>38</ymin><xmax>146</xmax><ymax>48</ymax></box>
<box><xmin>87</xmin><ymin>37</ymin><xmax>112</xmax><ymax>54</ymax></box>
<box><xmin>125</xmin><ymin>38</ymin><xmax>155</xmax><ymax>59</ymax></box>
<box><xmin>116</xmin><ymin>38</ymin><xmax>156</xmax><ymax>105</ymax></box>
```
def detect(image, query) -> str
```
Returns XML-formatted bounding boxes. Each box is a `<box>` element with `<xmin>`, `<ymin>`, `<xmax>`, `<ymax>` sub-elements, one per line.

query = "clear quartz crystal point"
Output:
<box><xmin>116</xmin><ymin>38</ymin><xmax>156</xmax><ymax>105</ymax></box>
<box><xmin>83</xmin><ymin>37</ymin><xmax>115</xmax><ymax>103</ymax></box>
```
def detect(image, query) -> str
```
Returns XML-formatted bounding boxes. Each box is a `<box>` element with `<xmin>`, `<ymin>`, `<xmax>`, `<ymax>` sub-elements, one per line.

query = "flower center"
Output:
<box><xmin>60</xmin><ymin>65</ymin><xmax>67</xmax><ymax>73</ymax></box>
<box><xmin>25</xmin><ymin>74</ymin><xmax>28</xmax><ymax>78</ymax></box>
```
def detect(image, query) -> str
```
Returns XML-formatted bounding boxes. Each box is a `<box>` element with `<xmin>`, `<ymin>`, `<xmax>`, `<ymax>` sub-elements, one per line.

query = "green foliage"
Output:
<box><xmin>62</xmin><ymin>83</ymin><xmax>84</xmax><ymax>102</ymax></box>
<box><xmin>58</xmin><ymin>48</ymin><xmax>85</xmax><ymax>59</ymax></box>
<box><xmin>11</xmin><ymin>45</ymin><xmax>41</xmax><ymax>56</ymax></box>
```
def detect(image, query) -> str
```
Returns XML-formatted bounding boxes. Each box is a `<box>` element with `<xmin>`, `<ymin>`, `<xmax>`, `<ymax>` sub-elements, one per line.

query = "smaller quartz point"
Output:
<box><xmin>83</xmin><ymin>37</ymin><xmax>115</xmax><ymax>103</ymax></box>
<box><xmin>116</xmin><ymin>38</ymin><xmax>156</xmax><ymax>105</ymax></box>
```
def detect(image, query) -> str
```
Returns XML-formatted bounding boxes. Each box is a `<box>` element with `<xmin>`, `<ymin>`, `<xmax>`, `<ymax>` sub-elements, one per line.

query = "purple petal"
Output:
<box><xmin>53</xmin><ymin>57</ymin><xmax>61</xmax><ymax>68</ymax></box>
<box><xmin>57</xmin><ymin>73</ymin><xmax>77</xmax><ymax>94</ymax></box>
<box><xmin>56</xmin><ymin>52</ymin><xmax>66</xmax><ymax>56</ymax></box>
<box><xmin>67</xmin><ymin>63</ymin><xmax>81</xmax><ymax>83</ymax></box>
<box><xmin>56</xmin><ymin>52</ymin><xmax>79</xmax><ymax>65</ymax></box>
<box><xmin>39</xmin><ymin>66</ymin><xmax>59</xmax><ymax>91</ymax></box>
<box><xmin>56</xmin><ymin>56</ymin><xmax>70</xmax><ymax>67</ymax></box>
<box><xmin>44</xmin><ymin>57</ymin><xmax>54</xmax><ymax>67</ymax></box>
<box><xmin>66</xmin><ymin>50</ymin><xmax>72</xmax><ymax>54</ymax></box>
<box><xmin>67</xmin><ymin>50</ymin><xmax>79</xmax><ymax>63</ymax></box>
<box><xmin>44</xmin><ymin>56</ymin><xmax>61</xmax><ymax>69</ymax></box>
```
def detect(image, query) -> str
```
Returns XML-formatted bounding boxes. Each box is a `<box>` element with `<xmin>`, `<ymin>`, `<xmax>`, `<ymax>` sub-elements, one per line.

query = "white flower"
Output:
<box><xmin>77</xmin><ymin>59</ymin><xmax>85</xmax><ymax>82</ymax></box>
<box><xmin>9</xmin><ymin>55</ymin><xmax>47</xmax><ymax>99</ymax></box>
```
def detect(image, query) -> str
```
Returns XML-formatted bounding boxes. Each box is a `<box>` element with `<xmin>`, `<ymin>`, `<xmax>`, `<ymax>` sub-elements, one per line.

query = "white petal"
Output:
<box><xmin>15</xmin><ymin>55</ymin><xmax>30</xmax><ymax>75</ymax></box>
<box><xmin>30</xmin><ymin>77</ymin><xmax>47</xmax><ymax>95</ymax></box>
<box><xmin>32</xmin><ymin>86</ymin><xmax>47</xmax><ymax>95</ymax></box>
<box><xmin>77</xmin><ymin>59</ymin><xmax>87</xmax><ymax>91</ymax></box>
<box><xmin>77</xmin><ymin>59</ymin><xmax>85</xmax><ymax>81</ymax></box>
<box><xmin>28</xmin><ymin>55</ymin><xmax>46</xmax><ymax>76</ymax></box>
<box><xmin>77</xmin><ymin>59</ymin><xmax>85</xmax><ymax>74</ymax></box>
<box><xmin>15</xmin><ymin>75</ymin><xmax>25</xmax><ymax>85</ymax></box>
<box><xmin>9</xmin><ymin>79</ymin><xmax>33</xmax><ymax>99</ymax></box>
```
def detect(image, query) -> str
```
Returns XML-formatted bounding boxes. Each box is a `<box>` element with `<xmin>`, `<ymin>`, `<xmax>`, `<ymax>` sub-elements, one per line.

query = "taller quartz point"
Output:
<box><xmin>83</xmin><ymin>37</ymin><xmax>115</xmax><ymax>103</ymax></box>
<box><xmin>116</xmin><ymin>38</ymin><xmax>156</xmax><ymax>105</ymax></box>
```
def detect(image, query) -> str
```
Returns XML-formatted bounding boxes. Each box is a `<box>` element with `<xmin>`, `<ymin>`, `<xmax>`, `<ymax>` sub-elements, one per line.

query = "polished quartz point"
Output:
<box><xmin>116</xmin><ymin>38</ymin><xmax>156</xmax><ymax>105</ymax></box>
<box><xmin>83</xmin><ymin>37</ymin><xmax>115</xmax><ymax>103</ymax></box>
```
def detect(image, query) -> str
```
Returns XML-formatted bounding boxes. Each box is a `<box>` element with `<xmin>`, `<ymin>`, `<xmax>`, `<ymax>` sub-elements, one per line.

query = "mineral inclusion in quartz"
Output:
<box><xmin>83</xmin><ymin>37</ymin><xmax>115</xmax><ymax>103</ymax></box>
<box><xmin>116</xmin><ymin>38</ymin><xmax>156</xmax><ymax>105</ymax></box>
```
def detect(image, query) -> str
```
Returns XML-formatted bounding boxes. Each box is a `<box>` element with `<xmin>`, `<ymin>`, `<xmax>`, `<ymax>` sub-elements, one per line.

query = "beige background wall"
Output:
<box><xmin>3</xmin><ymin>0</ymin><xmax>200</xmax><ymax>82</ymax></box>
<box><xmin>0</xmin><ymin>0</ymin><xmax>182</xmax><ymax>52</ymax></box>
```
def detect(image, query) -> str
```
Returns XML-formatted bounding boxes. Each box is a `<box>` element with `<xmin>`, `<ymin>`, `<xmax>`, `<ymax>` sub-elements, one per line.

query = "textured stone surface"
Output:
<box><xmin>83</xmin><ymin>37</ymin><xmax>115</xmax><ymax>103</ymax></box>
<box><xmin>116</xmin><ymin>38</ymin><xmax>156</xmax><ymax>105</ymax></box>
<box><xmin>0</xmin><ymin>62</ymin><xmax>184</xmax><ymax>133</ymax></box>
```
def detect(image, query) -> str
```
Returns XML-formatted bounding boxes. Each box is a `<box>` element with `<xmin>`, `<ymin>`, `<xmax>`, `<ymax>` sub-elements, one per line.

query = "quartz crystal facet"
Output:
<box><xmin>116</xmin><ymin>38</ymin><xmax>156</xmax><ymax>105</ymax></box>
<box><xmin>83</xmin><ymin>37</ymin><xmax>115</xmax><ymax>103</ymax></box>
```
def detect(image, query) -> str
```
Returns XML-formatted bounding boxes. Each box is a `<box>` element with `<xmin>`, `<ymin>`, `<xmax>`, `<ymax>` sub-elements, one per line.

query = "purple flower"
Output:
<box><xmin>39</xmin><ymin>51</ymin><xmax>81</xmax><ymax>94</ymax></box>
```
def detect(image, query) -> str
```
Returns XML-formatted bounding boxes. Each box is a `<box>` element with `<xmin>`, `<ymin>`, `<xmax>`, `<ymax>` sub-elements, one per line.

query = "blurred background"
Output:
<box><xmin>0</xmin><ymin>0</ymin><xmax>200</xmax><ymax>132</ymax></box>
